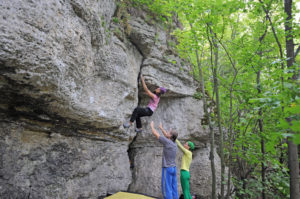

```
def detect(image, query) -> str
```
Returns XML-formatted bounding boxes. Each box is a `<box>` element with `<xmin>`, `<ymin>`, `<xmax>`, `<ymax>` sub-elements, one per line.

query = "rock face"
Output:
<box><xmin>0</xmin><ymin>0</ymin><xmax>222</xmax><ymax>198</ymax></box>
<box><xmin>0</xmin><ymin>122</ymin><xmax>131</xmax><ymax>198</ymax></box>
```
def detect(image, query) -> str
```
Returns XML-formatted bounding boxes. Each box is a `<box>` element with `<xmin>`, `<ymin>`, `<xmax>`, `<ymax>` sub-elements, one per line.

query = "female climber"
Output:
<box><xmin>123</xmin><ymin>75</ymin><xmax>166</xmax><ymax>133</ymax></box>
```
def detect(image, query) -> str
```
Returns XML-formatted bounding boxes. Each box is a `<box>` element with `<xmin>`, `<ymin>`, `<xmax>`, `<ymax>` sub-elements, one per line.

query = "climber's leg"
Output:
<box><xmin>132</xmin><ymin>107</ymin><xmax>153</xmax><ymax>129</ymax></box>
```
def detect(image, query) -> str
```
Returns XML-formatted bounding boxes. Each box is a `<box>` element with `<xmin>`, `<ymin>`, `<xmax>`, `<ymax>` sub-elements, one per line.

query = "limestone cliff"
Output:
<box><xmin>0</xmin><ymin>0</ymin><xmax>222</xmax><ymax>198</ymax></box>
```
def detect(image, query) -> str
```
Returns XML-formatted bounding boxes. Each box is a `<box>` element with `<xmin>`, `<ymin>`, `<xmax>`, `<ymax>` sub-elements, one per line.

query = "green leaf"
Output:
<box><xmin>292</xmin><ymin>133</ymin><xmax>300</xmax><ymax>144</ymax></box>
<box><xmin>290</xmin><ymin>120</ymin><xmax>300</xmax><ymax>132</ymax></box>
<box><xmin>278</xmin><ymin>119</ymin><xmax>290</xmax><ymax>129</ymax></box>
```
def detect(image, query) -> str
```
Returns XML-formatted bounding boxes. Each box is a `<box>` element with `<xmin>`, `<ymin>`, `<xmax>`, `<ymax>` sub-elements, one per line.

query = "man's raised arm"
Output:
<box><xmin>159</xmin><ymin>122</ymin><xmax>170</xmax><ymax>137</ymax></box>
<box><xmin>150</xmin><ymin>121</ymin><xmax>160</xmax><ymax>139</ymax></box>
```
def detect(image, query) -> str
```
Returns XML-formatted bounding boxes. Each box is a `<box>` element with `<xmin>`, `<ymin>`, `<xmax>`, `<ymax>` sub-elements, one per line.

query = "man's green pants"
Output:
<box><xmin>180</xmin><ymin>170</ymin><xmax>192</xmax><ymax>199</ymax></box>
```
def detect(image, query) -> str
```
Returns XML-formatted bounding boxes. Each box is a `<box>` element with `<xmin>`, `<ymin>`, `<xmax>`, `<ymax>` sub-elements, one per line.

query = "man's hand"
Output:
<box><xmin>150</xmin><ymin>121</ymin><xmax>154</xmax><ymax>128</ymax></box>
<box><xmin>159</xmin><ymin>122</ymin><xmax>163</xmax><ymax>129</ymax></box>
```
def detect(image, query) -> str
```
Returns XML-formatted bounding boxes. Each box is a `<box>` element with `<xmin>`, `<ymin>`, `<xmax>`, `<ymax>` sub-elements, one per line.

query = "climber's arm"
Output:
<box><xmin>141</xmin><ymin>75</ymin><xmax>156</xmax><ymax>99</ymax></box>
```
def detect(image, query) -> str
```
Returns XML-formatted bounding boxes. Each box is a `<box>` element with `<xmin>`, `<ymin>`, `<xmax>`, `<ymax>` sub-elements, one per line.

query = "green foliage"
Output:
<box><xmin>101</xmin><ymin>20</ymin><xmax>106</xmax><ymax>27</ymax></box>
<box><xmin>167</xmin><ymin>40</ymin><xmax>176</xmax><ymax>48</ymax></box>
<box><xmin>232</xmin><ymin>167</ymin><xmax>289</xmax><ymax>199</ymax></box>
<box><xmin>193</xmin><ymin>92</ymin><xmax>202</xmax><ymax>100</ymax></box>
<box><xmin>113</xmin><ymin>27</ymin><xmax>122</xmax><ymax>40</ymax></box>
<box><xmin>112</xmin><ymin>17</ymin><xmax>119</xmax><ymax>24</ymax></box>
<box><xmin>114</xmin><ymin>0</ymin><xmax>132</xmax><ymax>35</ymax></box>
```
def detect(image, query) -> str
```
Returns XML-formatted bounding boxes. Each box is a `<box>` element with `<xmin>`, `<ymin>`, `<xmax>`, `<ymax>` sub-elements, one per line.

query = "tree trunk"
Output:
<box><xmin>207</xmin><ymin>23</ymin><xmax>239</xmax><ymax>199</ymax></box>
<box><xmin>288</xmin><ymin>139</ymin><xmax>299</xmax><ymax>199</ymax></box>
<box><xmin>225</xmin><ymin>80</ymin><xmax>235</xmax><ymax>199</ymax></box>
<box><xmin>255</xmin><ymin>20</ymin><xmax>268</xmax><ymax>198</ymax></box>
<box><xmin>197</xmin><ymin>46</ymin><xmax>216</xmax><ymax>199</ymax></box>
<box><xmin>189</xmin><ymin>23</ymin><xmax>217</xmax><ymax>199</ymax></box>
<box><xmin>212</xmin><ymin>36</ymin><xmax>225</xmax><ymax>199</ymax></box>
<box><xmin>284</xmin><ymin>1</ymin><xmax>299</xmax><ymax>198</ymax></box>
<box><xmin>256</xmin><ymin>70</ymin><xmax>266</xmax><ymax>199</ymax></box>
<box><xmin>284</xmin><ymin>0</ymin><xmax>295</xmax><ymax>74</ymax></box>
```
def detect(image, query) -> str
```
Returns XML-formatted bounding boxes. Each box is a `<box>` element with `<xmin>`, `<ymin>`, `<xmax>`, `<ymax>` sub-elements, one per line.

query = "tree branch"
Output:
<box><xmin>295</xmin><ymin>43</ymin><xmax>300</xmax><ymax>59</ymax></box>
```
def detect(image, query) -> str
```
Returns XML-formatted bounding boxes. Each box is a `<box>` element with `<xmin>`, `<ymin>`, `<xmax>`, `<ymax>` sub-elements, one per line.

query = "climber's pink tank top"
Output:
<box><xmin>147</xmin><ymin>95</ymin><xmax>160</xmax><ymax>112</ymax></box>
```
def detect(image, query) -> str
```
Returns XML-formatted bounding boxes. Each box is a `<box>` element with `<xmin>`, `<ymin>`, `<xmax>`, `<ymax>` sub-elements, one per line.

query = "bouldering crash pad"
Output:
<box><xmin>105</xmin><ymin>192</ymin><xmax>156</xmax><ymax>199</ymax></box>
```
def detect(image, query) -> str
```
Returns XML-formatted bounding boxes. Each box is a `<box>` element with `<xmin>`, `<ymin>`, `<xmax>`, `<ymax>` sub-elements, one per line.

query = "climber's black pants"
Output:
<box><xmin>130</xmin><ymin>107</ymin><xmax>153</xmax><ymax>128</ymax></box>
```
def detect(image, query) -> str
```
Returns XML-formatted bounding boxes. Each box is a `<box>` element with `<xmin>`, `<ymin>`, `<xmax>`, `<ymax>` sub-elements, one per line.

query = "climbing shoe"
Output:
<box><xmin>135</xmin><ymin>128</ymin><xmax>142</xmax><ymax>133</ymax></box>
<box><xmin>123</xmin><ymin>122</ymin><xmax>131</xmax><ymax>128</ymax></box>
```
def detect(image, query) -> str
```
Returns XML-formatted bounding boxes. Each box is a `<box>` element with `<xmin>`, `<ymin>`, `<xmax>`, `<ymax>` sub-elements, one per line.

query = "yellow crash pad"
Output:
<box><xmin>105</xmin><ymin>192</ymin><xmax>155</xmax><ymax>199</ymax></box>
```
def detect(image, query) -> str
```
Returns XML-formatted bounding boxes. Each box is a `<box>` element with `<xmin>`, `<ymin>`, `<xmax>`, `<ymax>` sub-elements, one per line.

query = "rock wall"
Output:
<box><xmin>0</xmin><ymin>0</ymin><xmax>222</xmax><ymax>198</ymax></box>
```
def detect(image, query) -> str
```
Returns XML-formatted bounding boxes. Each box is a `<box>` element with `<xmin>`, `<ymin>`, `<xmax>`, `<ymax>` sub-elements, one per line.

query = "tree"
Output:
<box><xmin>284</xmin><ymin>0</ymin><xmax>299</xmax><ymax>198</ymax></box>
